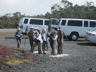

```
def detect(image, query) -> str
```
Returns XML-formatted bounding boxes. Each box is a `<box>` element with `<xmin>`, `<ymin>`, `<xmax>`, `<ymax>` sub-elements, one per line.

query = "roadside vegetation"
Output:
<box><xmin>0</xmin><ymin>45</ymin><xmax>37</xmax><ymax>66</ymax></box>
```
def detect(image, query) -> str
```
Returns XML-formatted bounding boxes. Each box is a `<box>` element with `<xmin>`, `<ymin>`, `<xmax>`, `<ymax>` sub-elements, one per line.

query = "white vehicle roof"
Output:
<box><xmin>21</xmin><ymin>17</ymin><xmax>49</xmax><ymax>20</ymax></box>
<box><xmin>60</xmin><ymin>18</ymin><xmax>96</xmax><ymax>21</ymax></box>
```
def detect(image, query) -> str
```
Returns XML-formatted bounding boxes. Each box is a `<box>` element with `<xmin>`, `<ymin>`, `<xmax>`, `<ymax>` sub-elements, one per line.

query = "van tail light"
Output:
<box><xmin>20</xmin><ymin>25</ymin><xmax>23</xmax><ymax>28</ymax></box>
<box><xmin>88</xmin><ymin>33</ymin><xmax>95</xmax><ymax>36</ymax></box>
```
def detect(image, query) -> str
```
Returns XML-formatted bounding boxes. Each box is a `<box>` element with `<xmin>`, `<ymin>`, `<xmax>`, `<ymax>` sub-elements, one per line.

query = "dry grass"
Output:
<box><xmin>0</xmin><ymin>32</ymin><xmax>15</xmax><ymax>36</ymax></box>
<box><xmin>0</xmin><ymin>32</ymin><xmax>27</xmax><ymax>37</ymax></box>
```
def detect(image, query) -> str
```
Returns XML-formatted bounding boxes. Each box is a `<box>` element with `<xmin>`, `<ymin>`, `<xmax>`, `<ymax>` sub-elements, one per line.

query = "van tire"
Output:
<box><xmin>70</xmin><ymin>33</ymin><xmax>78</xmax><ymax>41</ymax></box>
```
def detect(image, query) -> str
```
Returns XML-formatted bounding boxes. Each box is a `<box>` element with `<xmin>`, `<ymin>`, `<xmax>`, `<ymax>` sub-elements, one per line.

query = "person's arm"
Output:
<box><xmin>36</xmin><ymin>34</ymin><xmax>41</xmax><ymax>40</ymax></box>
<box><xmin>15</xmin><ymin>32</ymin><xmax>19</xmax><ymax>37</ymax></box>
<box><xmin>53</xmin><ymin>35</ymin><xmax>58</xmax><ymax>40</ymax></box>
<box><xmin>20</xmin><ymin>32</ymin><xmax>23</xmax><ymax>37</ymax></box>
<box><xmin>15</xmin><ymin>32</ymin><xmax>17</xmax><ymax>37</ymax></box>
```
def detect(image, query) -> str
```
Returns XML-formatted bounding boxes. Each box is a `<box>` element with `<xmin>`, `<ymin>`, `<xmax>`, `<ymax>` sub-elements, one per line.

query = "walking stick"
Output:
<box><xmin>24</xmin><ymin>26</ymin><xmax>28</xmax><ymax>46</ymax></box>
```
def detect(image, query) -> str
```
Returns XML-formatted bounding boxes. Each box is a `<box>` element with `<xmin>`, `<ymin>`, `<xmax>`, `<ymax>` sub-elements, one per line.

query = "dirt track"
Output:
<box><xmin>0</xmin><ymin>36</ymin><xmax>96</xmax><ymax>72</ymax></box>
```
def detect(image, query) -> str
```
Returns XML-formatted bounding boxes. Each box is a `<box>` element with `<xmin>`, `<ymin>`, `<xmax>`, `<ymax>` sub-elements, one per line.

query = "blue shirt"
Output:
<box><xmin>15</xmin><ymin>31</ymin><xmax>22</xmax><ymax>40</ymax></box>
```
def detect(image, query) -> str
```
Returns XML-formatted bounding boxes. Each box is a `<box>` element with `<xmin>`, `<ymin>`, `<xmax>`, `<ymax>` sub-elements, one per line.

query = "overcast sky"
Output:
<box><xmin>0</xmin><ymin>0</ymin><xmax>96</xmax><ymax>16</ymax></box>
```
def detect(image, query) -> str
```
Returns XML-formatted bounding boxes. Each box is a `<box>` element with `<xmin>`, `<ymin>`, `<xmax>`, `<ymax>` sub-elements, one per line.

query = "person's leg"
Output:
<box><xmin>50</xmin><ymin>40</ymin><xmax>53</xmax><ymax>54</ymax></box>
<box><xmin>29</xmin><ymin>39</ymin><xmax>32</xmax><ymax>50</ymax></box>
<box><xmin>18</xmin><ymin>39</ymin><xmax>21</xmax><ymax>48</ymax></box>
<box><xmin>53</xmin><ymin>41</ymin><xmax>57</xmax><ymax>55</ymax></box>
<box><xmin>17</xmin><ymin>40</ymin><xmax>19</xmax><ymax>48</ymax></box>
<box><xmin>58</xmin><ymin>42</ymin><xmax>61</xmax><ymax>54</ymax></box>
<box><xmin>31</xmin><ymin>43</ymin><xmax>37</xmax><ymax>53</ymax></box>
<box><xmin>38</xmin><ymin>43</ymin><xmax>43</xmax><ymax>54</ymax></box>
<box><xmin>42</xmin><ymin>42</ymin><xmax>44</xmax><ymax>53</ymax></box>
<box><xmin>46</xmin><ymin>41</ymin><xmax>48</xmax><ymax>50</ymax></box>
<box><xmin>60</xmin><ymin>42</ymin><xmax>63</xmax><ymax>54</ymax></box>
<box><xmin>31</xmin><ymin>40</ymin><xmax>33</xmax><ymax>51</ymax></box>
<box><xmin>29</xmin><ymin>39</ymin><xmax>35</xmax><ymax>51</ymax></box>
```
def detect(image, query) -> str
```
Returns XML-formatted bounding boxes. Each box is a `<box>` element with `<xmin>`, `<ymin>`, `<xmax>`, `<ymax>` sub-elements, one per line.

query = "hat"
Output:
<box><xmin>30</xmin><ymin>26</ymin><xmax>34</xmax><ymax>29</ymax></box>
<box><xmin>42</xmin><ymin>29</ymin><xmax>46</xmax><ymax>32</ymax></box>
<box><xmin>51</xmin><ymin>29</ymin><xmax>54</xmax><ymax>32</ymax></box>
<box><xmin>17</xmin><ymin>28</ymin><xmax>21</xmax><ymax>30</ymax></box>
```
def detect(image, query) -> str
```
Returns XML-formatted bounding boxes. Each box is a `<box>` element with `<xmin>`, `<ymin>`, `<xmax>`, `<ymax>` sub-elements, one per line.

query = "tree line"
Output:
<box><xmin>0</xmin><ymin>0</ymin><xmax>96</xmax><ymax>28</ymax></box>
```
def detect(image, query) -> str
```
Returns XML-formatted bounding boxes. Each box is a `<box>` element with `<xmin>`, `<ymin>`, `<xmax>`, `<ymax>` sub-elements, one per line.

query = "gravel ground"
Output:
<box><xmin>0</xmin><ymin>29</ymin><xmax>17</xmax><ymax>32</ymax></box>
<box><xmin>0</xmin><ymin>36</ymin><xmax>96</xmax><ymax>72</ymax></box>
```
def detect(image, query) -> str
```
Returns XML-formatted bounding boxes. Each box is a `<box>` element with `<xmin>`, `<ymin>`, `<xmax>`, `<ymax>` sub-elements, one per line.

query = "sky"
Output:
<box><xmin>0</xmin><ymin>0</ymin><xmax>96</xmax><ymax>16</ymax></box>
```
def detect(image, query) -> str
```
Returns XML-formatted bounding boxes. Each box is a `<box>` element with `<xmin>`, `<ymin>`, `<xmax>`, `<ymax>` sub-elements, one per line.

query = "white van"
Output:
<box><xmin>18</xmin><ymin>17</ymin><xmax>49</xmax><ymax>34</ymax></box>
<box><xmin>49</xmin><ymin>18</ymin><xmax>96</xmax><ymax>41</ymax></box>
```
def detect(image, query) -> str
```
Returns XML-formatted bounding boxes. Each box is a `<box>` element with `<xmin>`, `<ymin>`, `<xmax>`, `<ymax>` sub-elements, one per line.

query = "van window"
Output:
<box><xmin>30</xmin><ymin>19</ymin><xmax>43</xmax><ymax>25</ymax></box>
<box><xmin>45</xmin><ymin>20</ymin><xmax>49</xmax><ymax>26</ymax></box>
<box><xmin>90</xmin><ymin>21</ymin><xmax>96</xmax><ymax>27</ymax></box>
<box><xmin>24</xmin><ymin>19</ymin><xmax>28</xmax><ymax>24</ymax></box>
<box><xmin>52</xmin><ymin>19</ymin><xmax>58</xmax><ymax>25</ymax></box>
<box><xmin>68</xmin><ymin>20</ymin><xmax>82</xmax><ymax>27</ymax></box>
<box><xmin>84</xmin><ymin>21</ymin><xmax>88</xmax><ymax>27</ymax></box>
<box><xmin>61</xmin><ymin>20</ymin><xmax>66</xmax><ymax>25</ymax></box>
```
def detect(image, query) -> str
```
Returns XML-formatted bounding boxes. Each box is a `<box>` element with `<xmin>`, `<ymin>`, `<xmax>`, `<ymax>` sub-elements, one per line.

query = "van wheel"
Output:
<box><xmin>70</xmin><ymin>33</ymin><xmax>78</xmax><ymax>41</ymax></box>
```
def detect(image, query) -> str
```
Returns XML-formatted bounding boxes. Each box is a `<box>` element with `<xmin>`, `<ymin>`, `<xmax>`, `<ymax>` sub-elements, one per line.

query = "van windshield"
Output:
<box><xmin>24</xmin><ymin>19</ymin><xmax>28</xmax><ymax>24</ymax></box>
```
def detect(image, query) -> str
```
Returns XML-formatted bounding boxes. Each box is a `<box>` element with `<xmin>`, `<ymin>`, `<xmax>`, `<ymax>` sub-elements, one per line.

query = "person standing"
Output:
<box><xmin>26</xmin><ymin>26</ymin><xmax>35</xmax><ymax>51</ymax></box>
<box><xmin>15</xmin><ymin>28</ymin><xmax>22</xmax><ymax>48</ymax></box>
<box><xmin>41</xmin><ymin>29</ymin><xmax>49</xmax><ymax>54</ymax></box>
<box><xmin>57</xmin><ymin>27</ymin><xmax>64</xmax><ymax>54</ymax></box>
<box><xmin>52</xmin><ymin>31</ymin><xmax>58</xmax><ymax>55</ymax></box>
<box><xmin>48</xmin><ymin>29</ymin><xmax>54</xmax><ymax>54</ymax></box>
<box><xmin>32</xmin><ymin>31</ymin><xmax>43</xmax><ymax>54</ymax></box>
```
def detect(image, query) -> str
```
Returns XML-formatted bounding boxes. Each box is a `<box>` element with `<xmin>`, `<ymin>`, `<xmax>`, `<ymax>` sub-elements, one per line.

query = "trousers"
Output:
<box><xmin>58</xmin><ymin>41</ymin><xmax>63</xmax><ymax>54</ymax></box>
<box><xmin>29</xmin><ymin>39</ymin><xmax>35</xmax><ymax>51</ymax></box>
<box><xmin>42</xmin><ymin>41</ymin><xmax>47</xmax><ymax>53</ymax></box>
<box><xmin>53</xmin><ymin>41</ymin><xmax>57</xmax><ymax>55</ymax></box>
<box><xmin>17</xmin><ymin>39</ymin><xmax>21</xmax><ymax>48</ymax></box>
<box><xmin>50</xmin><ymin>40</ymin><xmax>53</xmax><ymax>53</ymax></box>
<box><xmin>32</xmin><ymin>42</ymin><xmax>43</xmax><ymax>54</ymax></box>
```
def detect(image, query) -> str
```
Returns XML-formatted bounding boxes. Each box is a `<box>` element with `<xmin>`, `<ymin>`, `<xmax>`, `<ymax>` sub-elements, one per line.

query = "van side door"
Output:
<box><xmin>59</xmin><ymin>19</ymin><xmax>67</xmax><ymax>35</ymax></box>
<box><xmin>44</xmin><ymin>20</ymin><xmax>49</xmax><ymax>31</ymax></box>
<box><xmin>48</xmin><ymin>18</ymin><xmax>59</xmax><ymax>32</ymax></box>
<box><xmin>83</xmin><ymin>21</ymin><xmax>89</xmax><ymax>36</ymax></box>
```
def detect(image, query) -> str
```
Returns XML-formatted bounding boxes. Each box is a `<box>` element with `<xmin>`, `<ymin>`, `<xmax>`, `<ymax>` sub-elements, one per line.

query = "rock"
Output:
<box><xmin>89</xmin><ymin>68</ymin><xmax>92</xmax><ymax>70</ymax></box>
<box><xmin>16</xmin><ymin>51</ymin><xmax>18</xmax><ymax>53</ymax></box>
<box><xmin>40</xmin><ymin>60</ymin><xmax>42</xmax><ymax>62</ymax></box>
<box><xmin>9</xmin><ymin>66</ymin><xmax>13</xmax><ymax>68</ymax></box>
<box><xmin>37</xmin><ymin>62</ymin><xmax>39</xmax><ymax>64</ymax></box>
<box><xmin>35</xmin><ymin>58</ymin><xmax>38</xmax><ymax>60</ymax></box>
<box><xmin>54</xmin><ymin>63</ymin><xmax>56</xmax><ymax>64</ymax></box>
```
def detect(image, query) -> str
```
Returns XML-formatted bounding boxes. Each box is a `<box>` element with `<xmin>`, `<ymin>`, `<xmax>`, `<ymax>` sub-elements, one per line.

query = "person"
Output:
<box><xmin>41</xmin><ymin>29</ymin><xmax>49</xmax><ymax>54</ymax></box>
<box><xmin>15</xmin><ymin>28</ymin><xmax>22</xmax><ymax>48</ymax></box>
<box><xmin>26</xmin><ymin>26</ymin><xmax>35</xmax><ymax>51</ymax></box>
<box><xmin>52</xmin><ymin>31</ymin><xmax>58</xmax><ymax>55</ymax></box>
<box><xmin>32</xmin><ymin>31</ymin><xmax>43</xmax><ymax>54</ymax></box>
<box><xmin>57</xmin><ymin>27</ymin><xmax>64</xmax><ymax>54</ymax></box>
<box><xmin>48</xmin><ymin>29</ymin><xmax>54</xmax><ymax>54</ymax></box>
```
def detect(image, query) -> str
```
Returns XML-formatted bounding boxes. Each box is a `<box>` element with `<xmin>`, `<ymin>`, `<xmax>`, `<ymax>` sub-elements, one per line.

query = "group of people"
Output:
<box><xmin>15</xmin><ymin>26</ymin><xmax>64</xmax><ymax>55</ymax></box>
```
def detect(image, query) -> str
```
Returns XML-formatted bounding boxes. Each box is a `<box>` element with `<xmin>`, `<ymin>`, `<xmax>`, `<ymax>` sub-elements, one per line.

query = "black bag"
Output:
<box><xmin>36</xmin><ymin>39</ymin><xmax>40</xmax><ymax>43</ymax></box>
<box><xmin>18</xmin><ymin>37</ymin><xmax>20</xmax><ymax>40</ymax></box>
